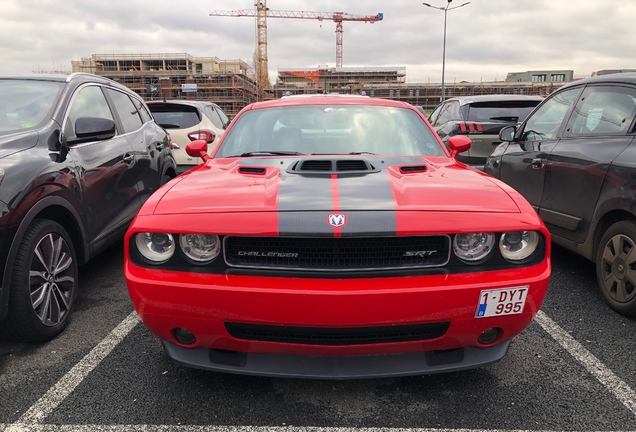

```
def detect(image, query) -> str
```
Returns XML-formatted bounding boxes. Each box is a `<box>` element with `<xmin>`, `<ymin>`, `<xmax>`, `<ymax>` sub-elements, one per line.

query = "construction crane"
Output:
<box><xmin>210</xmin><ymin>1</ymin><xmax>383</xmax><ymax>101</ymax></box>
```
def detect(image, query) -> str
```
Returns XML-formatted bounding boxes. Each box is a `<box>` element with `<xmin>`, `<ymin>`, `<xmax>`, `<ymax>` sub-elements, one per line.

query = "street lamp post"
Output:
<box><xmin>422</xmin><ymin>0</ymin><xmax>470</xmax><ymax>102</ymax></box>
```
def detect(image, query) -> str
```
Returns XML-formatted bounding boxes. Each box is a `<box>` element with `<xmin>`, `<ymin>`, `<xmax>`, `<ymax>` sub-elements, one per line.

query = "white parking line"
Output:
<box><xmin>3</xmin><ymin>310</ymin><xmax>635</xmax><ymax>432</ymax></box>
<box><xmin>4</xmin><ymin>311</ymin><xmax>140</xmax><ymax>432</ymax></box>
<box><xmin>0</xmin><ymin>426</ymin><xmax>629</xmax><ymax>432</ymax></box>
<box><xmin>534</xmin><ymin>310</ymin><xmax>636</xmax><ymax>416</ymax></box>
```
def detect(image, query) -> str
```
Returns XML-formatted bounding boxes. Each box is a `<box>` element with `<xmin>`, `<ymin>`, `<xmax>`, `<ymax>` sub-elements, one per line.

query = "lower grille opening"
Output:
<box><xmin>225</xmin><ymin>322</ymin><xmax>450</xmax><ymax>346</ymax></box>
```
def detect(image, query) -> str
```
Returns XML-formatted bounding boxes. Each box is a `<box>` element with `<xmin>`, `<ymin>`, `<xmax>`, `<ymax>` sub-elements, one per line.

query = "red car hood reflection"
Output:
<box><xmin>152</xmin><ymin>157</ymin><xmax>520</xmax><ymax>215</ymax></box>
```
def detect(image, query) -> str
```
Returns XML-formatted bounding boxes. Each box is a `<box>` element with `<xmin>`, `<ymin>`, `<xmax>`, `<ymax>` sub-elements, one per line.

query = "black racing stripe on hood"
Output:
<box><xmin>277</xmin><ymin>169</ymin><xmax>333</xmax><ymax>236</ymax></box>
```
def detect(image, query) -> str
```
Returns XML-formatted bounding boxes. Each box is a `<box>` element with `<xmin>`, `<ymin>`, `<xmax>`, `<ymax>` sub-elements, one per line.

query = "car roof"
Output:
<box><xmin>248</xmin><ymin>94</ymin><xmax>413</xmax><ymax>110</ymax></box>
<box><xmin>147</xmin><ymin>100</ymin><xmax>217</xmax><ymax>107</ymax></box>
<box><xmin>0</xmin><ymin>73</ymin><xmax>129</xmax><ymax>88</ymax></box>
<box><xmin>442</xmin><ymin>94</ymin><xmax>544</xmax><ymax>106</ymax></box>
<box><xmin>560</xmin><ymin>72</ymin><xmax>636</xmax><ymax>89</ymax></box>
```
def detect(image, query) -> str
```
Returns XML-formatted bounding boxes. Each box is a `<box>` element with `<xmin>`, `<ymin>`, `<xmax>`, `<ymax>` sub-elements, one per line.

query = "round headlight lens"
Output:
<box><xmin>179</xmin><ymin>234</ymin><xmax>221</xmax><ymax>264</ymax></box>
<box><xmin>453</xmin><ymin>233</ymin><xmax>495</xmax><ymax>263</ymax></box>
<box><xmin>500</xmin><ymin>231</ymin><xmax>540</xmax><ymax>261</ymax></box>
<box><xmin>135</xmin><ymin>232</ymin><xmax>175</xmax><ymax>264</ymax></box>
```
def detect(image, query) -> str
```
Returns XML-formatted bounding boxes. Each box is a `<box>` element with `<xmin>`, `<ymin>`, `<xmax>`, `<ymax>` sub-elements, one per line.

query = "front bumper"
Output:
<box><xmin>126</xmin><ymin>260</ymin><xmax>549</xmax><ymax>378</ymax></box>
<box><xmin>163</xmin><ymin>339</ymin><xmax>512</xmax><ymax>379</ymax></box>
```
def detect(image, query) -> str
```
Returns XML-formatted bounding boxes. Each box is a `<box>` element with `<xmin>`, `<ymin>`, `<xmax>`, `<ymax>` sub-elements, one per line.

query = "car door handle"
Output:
<box><xmin>531</xmin><ymin>158</ymin><xmax>543</xmax><ymax>170</ymax></box>
<box><xmin>123</xmin><ymin>153</ymin><xmax>135</xmax><ymax>164</ymax></box>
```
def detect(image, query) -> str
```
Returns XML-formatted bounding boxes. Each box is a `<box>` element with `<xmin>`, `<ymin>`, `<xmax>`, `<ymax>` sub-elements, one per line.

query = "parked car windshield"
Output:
<box><xmin>0</xmin><ymin>80</ymin><xmax>63</xmax><ymax>134</ymax></box>
<box><xmin>464</xmin><ymin>101</ymin><xmax>540</xmax><ymax>123</ymax></box>
<box><xmin>216</xmin><ymin>104</ymin><xmax>444</xmax><ymax>157</ymax></box>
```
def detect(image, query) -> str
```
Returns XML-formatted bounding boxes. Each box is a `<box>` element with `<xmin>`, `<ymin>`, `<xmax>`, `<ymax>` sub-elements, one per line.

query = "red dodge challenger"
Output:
<box><xmin>124</xmin><ymin>95</ymin><xmax>551</xmax><ymax>379</ymax></box>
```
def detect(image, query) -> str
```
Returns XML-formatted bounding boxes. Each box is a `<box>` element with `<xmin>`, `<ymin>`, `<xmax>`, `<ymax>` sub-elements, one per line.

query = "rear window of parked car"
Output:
<box><xmin>464</xmin><ymin>101</ymin><xmax>539</xmax><ymax>123</ymax></box>
<box><xmin>149</xmin><ymin>104</ymin><xmax>202</xmax><ymax>129</ymax></box>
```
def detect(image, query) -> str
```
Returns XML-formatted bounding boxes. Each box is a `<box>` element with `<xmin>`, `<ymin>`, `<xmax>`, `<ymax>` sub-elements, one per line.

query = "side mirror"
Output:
<box><xmin>186</xmin><ymin>139</ymin><xmax>210</xmax><ymax>162</ymax></box>
<box><xmin>499</xmin><ymin>125</ymin><xmax>517</xmax><ymax>142</ymax></box>
<box><xmin>447</xmin><ymin>135</ymin><xmax>471</xmax><ymax>158</ymax></box>
<box><xmin>66</xmin><ymin>117</ymin><xmax>116</xmax><ymax>145</ymax></box>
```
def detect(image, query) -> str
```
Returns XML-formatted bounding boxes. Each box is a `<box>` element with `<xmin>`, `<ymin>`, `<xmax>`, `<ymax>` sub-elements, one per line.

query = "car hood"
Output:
<box><xmin>0</xmin><ymin>129</ymin><xmax>39</xmax><ymax>159</ymax></box>
<box><xmin>151</xmin><ymin>156</ymin><xmax>520</xmax><ymax>215</ymax></box>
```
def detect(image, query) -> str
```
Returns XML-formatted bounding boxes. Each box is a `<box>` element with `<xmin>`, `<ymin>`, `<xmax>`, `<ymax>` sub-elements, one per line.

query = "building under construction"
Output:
<box><xmin>72</xmin><ymin>53</ymin><xmax>571</xmax><ymax>116</ymax></box>
<box><xmin>71</xmin><ymin>53</ymin><xmax>258</xmax><ymax>117</ymax></box>
<box><xmin>273</xmin><ymin>66</ymin><xmax>568</xmax><ymax>112</ymax></box>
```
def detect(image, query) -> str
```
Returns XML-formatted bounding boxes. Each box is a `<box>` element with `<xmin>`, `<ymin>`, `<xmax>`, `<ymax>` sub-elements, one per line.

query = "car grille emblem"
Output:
<box><xmin>328</xmin><ymin>213</ymin><xmax>347</xmax><ymax>227</ymax></box>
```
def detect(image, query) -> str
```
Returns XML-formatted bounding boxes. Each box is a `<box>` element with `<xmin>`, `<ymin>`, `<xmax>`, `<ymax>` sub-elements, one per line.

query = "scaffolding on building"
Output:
<box><xmin>71</xmin><ymin>53</ymin><xmax>258</xmax><ymax>117</ymax></box>
<box><xmin>273</xmin><ymin>67</ymin><xmax>564</xmax><ymax>112</ymax></box>
<box><xmin>71</xmin><ymin>54</ymin><xmax>568</xmax><ymax>116</ymax></box>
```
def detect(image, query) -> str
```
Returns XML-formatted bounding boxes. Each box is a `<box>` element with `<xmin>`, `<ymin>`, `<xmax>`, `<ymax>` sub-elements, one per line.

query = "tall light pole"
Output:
<box><xmin>422</xmin><ymin>0</ymin><xmax>470</xmax><ymax>102</ymax></box>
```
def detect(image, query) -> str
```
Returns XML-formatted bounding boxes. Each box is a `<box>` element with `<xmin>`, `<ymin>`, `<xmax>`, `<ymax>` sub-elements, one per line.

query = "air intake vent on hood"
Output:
<box><xmin>239</xmin><ymin>167</ymin><xmax>267</xmax><ymax>174</ymax></box>
<box><xmin>291</xmin><ymin>159</ymin><xmax>378</xmax><ymax>174</ymax></box>
<box><xmin>400</xmin><ymin>165</ymin><xmax>428</xmax><ymax>173</ymax></box>
<box><xmin>337</xmin><ymin>160</ymin><xmax>371</xmax><ymax>171</ymax></box>
<box><xmin>299</xmin><ymin>160</ymin><xmax>333</xmax><ymax>171</ymax></box>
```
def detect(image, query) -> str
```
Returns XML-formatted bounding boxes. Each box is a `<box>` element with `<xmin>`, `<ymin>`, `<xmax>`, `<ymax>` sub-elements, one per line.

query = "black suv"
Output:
<box><xmin>485</xmin><ymin>73</ymin><xmax>636</xmax><ymax>316</ymax></box>
<box><xmin>0</xmin><ymin>73</ymin><xmax>177</xmax><ymax>341</ymax></box>
<box><xmin>429</xmin><ymin>95</ymin><xmax>543</xmax><ymax>168</ymax></box>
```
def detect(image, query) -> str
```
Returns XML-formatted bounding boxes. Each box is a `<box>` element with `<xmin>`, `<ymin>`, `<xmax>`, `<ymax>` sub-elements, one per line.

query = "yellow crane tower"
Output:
<box><xmin>210</xmin><ymin>1</ymin><xmax>383</xmax><ymax>101</ymax></box>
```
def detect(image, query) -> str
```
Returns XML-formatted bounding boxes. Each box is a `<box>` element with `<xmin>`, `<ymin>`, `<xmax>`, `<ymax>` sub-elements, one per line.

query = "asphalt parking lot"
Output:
<box><xmin>0</xmin><ymin>242</ymin><xmax>635</xmax><ymax>432</ymax></box>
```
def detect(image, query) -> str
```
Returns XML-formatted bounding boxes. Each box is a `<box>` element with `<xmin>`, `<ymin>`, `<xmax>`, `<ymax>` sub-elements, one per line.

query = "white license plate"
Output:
<box><xmin>475</xmin><ymin>286</ymin><xmax>529</xmax><ymax>318</ymax></box>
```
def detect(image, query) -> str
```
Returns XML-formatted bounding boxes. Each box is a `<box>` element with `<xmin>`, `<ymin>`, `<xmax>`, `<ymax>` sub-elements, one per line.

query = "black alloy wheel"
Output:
<box><xmin>596</xmin><ymin>220</ymin><xmax>636</xmax><ymax>317</ymax></box>
<box><xmin>0</xmin><ymin>219</ymin><xmax>78</xmax><ymax>341</ymax></box>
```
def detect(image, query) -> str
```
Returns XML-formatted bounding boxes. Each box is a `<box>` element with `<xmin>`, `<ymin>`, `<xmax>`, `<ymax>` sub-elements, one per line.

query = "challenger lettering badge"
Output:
<box><xmin>328</xmin><ymin>213</ymin><xmax>347</xmax><ymax>228</ymax></box>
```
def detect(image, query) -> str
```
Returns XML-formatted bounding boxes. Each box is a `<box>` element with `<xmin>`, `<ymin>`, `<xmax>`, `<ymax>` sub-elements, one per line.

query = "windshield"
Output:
<box><xmin>0</xmin><ymin>79</ymin><xmax>63</xmax><ymax>133</ymax></box>
<box><xmin>215</xmin><ymin>104</ymin><xmax>444</xmax><ymax>158</ymax></box>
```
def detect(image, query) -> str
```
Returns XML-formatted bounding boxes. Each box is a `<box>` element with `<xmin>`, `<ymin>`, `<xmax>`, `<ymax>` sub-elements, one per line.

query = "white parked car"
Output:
<box><xmin>147</xmin><ymin>100</ymin><xmax>230</xmax><ymax>173</ymax></box>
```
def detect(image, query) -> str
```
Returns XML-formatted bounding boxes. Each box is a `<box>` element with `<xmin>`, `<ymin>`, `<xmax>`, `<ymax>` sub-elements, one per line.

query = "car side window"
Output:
<box><xmin>428</xmin><ymin>104</ymin><xmax>443</xmax><ymax>125</ymax></box>
<box><xmin>132</xmin><ymin>97</ymin><xmax>153</xmax><ymax>124</ymax></box>
<box><xmin>216</xmin><ymin>106</ymin><xmax>230</xmax><ymax>128</ymax></box>
<box><xmin>521</xmin><ymin>88</ymin><xmax>580</xmax><ymax>141</ymax></box>
<box><xmin>105</xmin><ymin>89</ymin><xmax>143</xmax><ymax>134</ymax></box>
<box><xmin>66</xmin><ymin>85</ymin><xmax>115</xmax><ymax>137</ymax></box>
<box><xmin>204</xmin><ymin>106</ymin><xmax>224</xmax><ymax>129</ymax></box>
<box><xmin>435</xmin><ymin>102</ymin><xmax>453</xmax><ymax>126</ymax></box>
<box><xmin>568</xmin><ymin>87</ymin><xmax>636</xmax><ymax>136</ymax></box>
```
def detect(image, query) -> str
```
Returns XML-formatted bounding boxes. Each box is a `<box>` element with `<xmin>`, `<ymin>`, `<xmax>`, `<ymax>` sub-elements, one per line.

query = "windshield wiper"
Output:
<box><xmin>490</xmin><ymin>116</ymin><xmax>519</xmax><ymax>122</ymax></box>
<box><xmin>348</xmin><ymin>151</ymin><xmax>376</xmax><ymax>155</ymax></box>
<box><xmin>228</xmin><ymin>151</ymin><xmax>305</xmax><ymax>158</ymax></box>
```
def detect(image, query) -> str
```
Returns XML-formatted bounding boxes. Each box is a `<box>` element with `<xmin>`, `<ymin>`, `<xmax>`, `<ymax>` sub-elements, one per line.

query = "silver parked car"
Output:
<box><xmin>429</xmin><ymin>95</ymin><xmax>543</xmax><ymax>168</ymax></box>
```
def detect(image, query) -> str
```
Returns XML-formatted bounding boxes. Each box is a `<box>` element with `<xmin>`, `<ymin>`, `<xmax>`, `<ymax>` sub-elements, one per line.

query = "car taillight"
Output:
<box><xmin>188</xmin><ymin>130</ymin><xmax>216</xmax><ymax>143</ymax></box>
<box><xmin>452</xmin><ymin>122</ymin><xmax>484</xmax><ymax>135</ymax></box>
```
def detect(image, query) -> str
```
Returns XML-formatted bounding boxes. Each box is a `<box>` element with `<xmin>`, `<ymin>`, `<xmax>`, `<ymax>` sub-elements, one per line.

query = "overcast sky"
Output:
<box><xmin>2</xmin><ymin>0</ymin><xmax>635</xmax><ymax>84</ymax></box>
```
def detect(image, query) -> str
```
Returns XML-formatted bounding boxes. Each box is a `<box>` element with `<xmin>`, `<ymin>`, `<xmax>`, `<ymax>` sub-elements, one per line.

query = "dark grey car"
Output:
<box><xmin>429</xmin><ymin>95</ymin><xmax>543</xmax><ymax>168</ymax></box>
<box><xmin>485</xmin><ymin>73</ymin><xmax>636</xmax><ymax>316</ymax></box>
<box><xmin>0</xmin><ymin>73</ymin><xmax>177</xmax><ymax>341</ymax></box>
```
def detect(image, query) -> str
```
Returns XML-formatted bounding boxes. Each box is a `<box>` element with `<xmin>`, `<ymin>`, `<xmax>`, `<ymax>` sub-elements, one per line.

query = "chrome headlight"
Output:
<box><xmin>500</xmin><ymin>231</ymin><xmax>540</xmax><ymax>262</ymax></box>
<box><xmin>135</xmin><ymin>233</ymin><xmax>175</xmax><ymax>264</ymax></box>
<box><xmin>179</xmin><ymin>234</ymin><xmax>221</xmax><ymax>264</ymax></box>
<box><xmin>453</xmin><ymin>233</ymin><xmax>495</xmax><ymax>263</ymax></box>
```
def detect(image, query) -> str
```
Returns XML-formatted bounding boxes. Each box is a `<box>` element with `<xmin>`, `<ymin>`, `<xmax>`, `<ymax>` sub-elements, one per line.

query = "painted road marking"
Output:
<box><xmin>2</xmin><ymin>311</ymin><xmax>635</xmax><ymax>431</ymax></box>
<box><xmin>534</xmin><ymin>310</ymin><xmax>636</xmax><ymax>416</ymax></box>
<box><xmin>5</xmin><ymin>311</ymin><xmax>140</xmax><ymax>432</ymax></box>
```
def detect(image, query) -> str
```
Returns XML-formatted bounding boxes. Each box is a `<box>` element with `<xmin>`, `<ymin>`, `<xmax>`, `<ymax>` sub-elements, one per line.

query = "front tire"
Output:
<box><xmin>596</xmin><ymin>220</ymin><xmax>636</xmax><ymax>317</ymax></box>
<box><xmin>0</xmin><ymin>219</ymin><xmax>78</xmax><ymax>341</ymax></box>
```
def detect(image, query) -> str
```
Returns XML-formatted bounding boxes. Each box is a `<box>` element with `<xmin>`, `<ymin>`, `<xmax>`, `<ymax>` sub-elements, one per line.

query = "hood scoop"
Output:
<box><xmin>289</xmin><ymin>158</ymin><xmax>379</xmax><ymax>175</ymax></box>
<box><xmin>238</xmin><ymin>166</ymin><xmax>267</xmax><ymax>175</ymax></box>
<box><xmin>399</xmin><ymin>165</ymin><xmax>428</xmax><ymax>174</ymax></box>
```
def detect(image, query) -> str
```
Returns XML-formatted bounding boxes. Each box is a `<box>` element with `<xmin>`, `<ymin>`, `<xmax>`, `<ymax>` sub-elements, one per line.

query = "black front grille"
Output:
<box><xmin>224</xmin><ymin>236</ymin><xmax>450</xmax><ymax>271</ymax></box>
<box><xmin>225</xmin><ymin>322</ymin><xmax>450</xmax><ymax>345</ymax></box>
